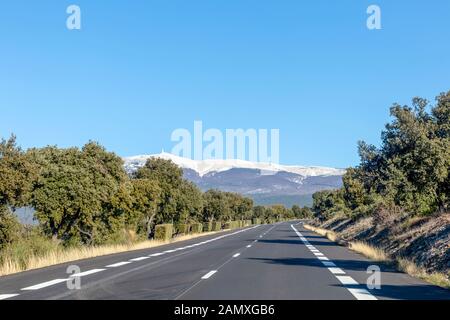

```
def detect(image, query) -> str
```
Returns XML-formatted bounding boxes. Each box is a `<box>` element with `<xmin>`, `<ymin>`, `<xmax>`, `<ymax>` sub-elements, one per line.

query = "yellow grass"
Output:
<box><xmin>397</xmin><ymin>258</ymin><xmax>450</xmax><ymax>289</ymax></box>
<box><xmin>348</xmin><ymin>241</ymin><xmax>390</xmax><ymax>262</ymax></box>
<box><xmin>303</xmin><ymin>224</ymin><xmax>340</xmax><ymax>242</ymax></box>
<box><xmin>304</xmin><ymin>224</ymin><xmax>450</xmax><ymax>289</ymax></box>
<box><xmin>0</xmin><ymin>230</ymin><xmax>225</xmax><ymax>277</ymax></box>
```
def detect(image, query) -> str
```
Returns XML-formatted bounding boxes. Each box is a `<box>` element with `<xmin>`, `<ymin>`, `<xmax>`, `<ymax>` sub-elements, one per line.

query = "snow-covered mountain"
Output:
<box><xmin>123</xmin><ymin>153</ymin><xmax>345</xmax><ymax>207</ymax></box>
<box><xmin>124</xmin><ymin>152</ymin><xmax>345</xmax><ymax>177</ymax></box>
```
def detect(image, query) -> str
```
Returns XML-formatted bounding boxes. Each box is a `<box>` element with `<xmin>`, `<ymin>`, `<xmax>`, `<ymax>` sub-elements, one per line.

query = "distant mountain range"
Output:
<box><xmin>124</xmin><ymin>153</ymin><xmax>345</xmax><ymax>207</ymax></box>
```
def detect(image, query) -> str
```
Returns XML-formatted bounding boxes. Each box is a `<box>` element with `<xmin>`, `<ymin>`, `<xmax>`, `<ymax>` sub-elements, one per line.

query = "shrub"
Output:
<box><xmin>175</xmin><ymin>223</ymin><xmax>190</xmax><ymax>235</ymax></box>
<box><xmin>154</xmin><ymin>224</ymin><xmax>173</xmax><ymax>241</ymax></box>
<box><xmin>190</xmin><ymin>223</ymin><xmax>203</xmax><ymax>234</ymax></box>
<box><xmin>203</xmin><ymin>221</ymin><xmax>212</xmax><ymax>232</ymax></box>
<box><xmin>0</xmin><ymin>227</ymin><xmax>60</xmax><ymax>271</ymax></box>
<box><xmin>212</xmin><ymin>221</ymin><xmax>222</xmax><ymax>231</ymax></box>
<box><xmin>0</xmin><ymin>206</ymin><xmax>22</xmax><ymax>250</ymax></box>
<box><xmin>252</xmin><ymin>218</ymin><xmax>261</xmax><ymax>225</ymax></box>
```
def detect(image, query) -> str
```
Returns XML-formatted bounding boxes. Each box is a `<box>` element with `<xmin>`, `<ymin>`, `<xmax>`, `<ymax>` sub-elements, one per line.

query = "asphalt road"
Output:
<box><xmin>0</xmin><ymin>222</ymin><xmax>449</xmax><ymax>300</ymax></box>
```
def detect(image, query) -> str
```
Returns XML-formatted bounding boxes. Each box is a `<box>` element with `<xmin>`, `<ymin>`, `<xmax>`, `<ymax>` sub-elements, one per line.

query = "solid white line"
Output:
<box><xmin>21</xmin><ymin>278</ymin><xmax>68</xmax><ymax>291</ymax></box>
<box><xmin>129</xmin><ymin>257</ymin><xmax>150</xmax><ymax>262</ymax></box>
<box><xmin>0</xmin><ymin>294</ymin><xmax>19</xmax><ymax>300</ymax></box>
<box><xmin>164</xmin><ymin>249</ymin><xmax>177</xmax><ymax>253</ymax></box>
<box><xmin>70</xmin><ymin>269</ymin><xmax>105</xmax><ymax>277</ymax></box>
<box><xmin>201</xmin><ymin>270</ymin><xmax>217</xmax><ymax>279</ymax></box>
<box><xmin>106</xmin><ymin>261</ymin><xmax>131</xmax><ymax>268</ymax></box>
<box><xmin>232</xmin><ymin>253</ymin><xmax>241</xmax><ymax>258</ymax></box>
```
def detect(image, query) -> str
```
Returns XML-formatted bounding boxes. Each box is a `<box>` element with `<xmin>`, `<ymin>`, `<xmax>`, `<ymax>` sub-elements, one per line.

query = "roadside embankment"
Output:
<box><xmin>304</xmin><ymin>212</ymin><xmax>450</xmax><ymax>289</ymax></box>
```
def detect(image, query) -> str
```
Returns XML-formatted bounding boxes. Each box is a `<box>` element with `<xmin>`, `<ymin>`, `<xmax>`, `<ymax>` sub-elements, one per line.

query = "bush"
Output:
<box><xmin>154</xmin><ymin>224</ymin><xmax>173</xmax><ymax>241</ymax></box>
<box><xmin>175</xmin><ymin>223</ymin><xmax>190</xmax><ymax>235</ymax></box>
<box><xmin>225</xmin><ymin>221</ymin><xmax>240</xmax><ymax>229</ymax></box>
<box><xmin>252</xmin><ymin>218</ymin><xmax>261</xmax><ymax>225</ymax></box>
<box><xmin>190</xmin><ymin>223</ymin><xmax>203</xmax><ymax>234</ymax></box>
<box><xmin>0</xmin><ymin>206</ymin><xmax>22</xmax><ymax>250</ymax></box>
<box><xmin>212</xmin><ymin>221</ymin><xmax>222</xmax><ymax>231</ymax></box>
<box><xmin>0</xmin><ymin>227</ymin><xmax>60</xmax><ymax>270</ymax></box>
<box><xmin>203</xmin><ymin>221</ymin><xmax>212</xmax><ymax>232</ymax></box>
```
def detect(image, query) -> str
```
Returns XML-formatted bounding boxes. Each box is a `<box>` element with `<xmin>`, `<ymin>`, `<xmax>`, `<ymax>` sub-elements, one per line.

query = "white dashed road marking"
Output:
<box><xmin>129</xmin><ymin>257</ymin><xmax>150</xmax><ymax>262</ymax></box>
<box><xmin>70</xmin><ymin>269</ymin><xmax>105</xmax><ymax>277</ymax></box>
<box><xmin>21</xmin><ymin>278</ymin><xmax>68</xmax><ymax>291</ymax></box>
<box><xmin>3</xmin><ymin>225</ymin><xmax>262</xmax><ymax>300</ymax></box>
<box><xmin>0</xmin><ymin>294</ymin><xmax>19</xmax><ymax>300</ymax></box>
<box><xmin>291</xmin><ymin>224</ymin><xmax>377</xmax><ymax>301</ymax></box>
<box><xmin>201</xmin><ymin>270</ymin><xmax>217</xmax><ymax>279</ymax></box>
<box><xmin>106</xmin><ymin>262</ymin><xmax>131</xmax><ymax>268</ymax></box>
<box><xmin>232</xmin><ymin>253</ymin><xmax>241</xmax><ymax>258</ymax></box>
<box><xmin>149</xmin><ymin>252</ymin><xmax>165</xmax><ymax>257</ymax></box>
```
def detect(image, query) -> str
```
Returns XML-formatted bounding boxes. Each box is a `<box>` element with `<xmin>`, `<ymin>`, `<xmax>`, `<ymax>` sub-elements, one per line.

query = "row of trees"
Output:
<box><xmin>1</xmin><ymin>137</ymin><xmax>310</xmax><ymax>248</ymax></box>
<box><xmin>312</xmin><ymin>91</ymin><xmax>449</xmax><ymax>220</ymax></box>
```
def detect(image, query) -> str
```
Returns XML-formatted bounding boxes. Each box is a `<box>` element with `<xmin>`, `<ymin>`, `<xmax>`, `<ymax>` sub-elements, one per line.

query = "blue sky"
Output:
<box><xmin>1</xmin><ymin>1</ymin><xmax>449</xmax><ymax>168</ymax></box>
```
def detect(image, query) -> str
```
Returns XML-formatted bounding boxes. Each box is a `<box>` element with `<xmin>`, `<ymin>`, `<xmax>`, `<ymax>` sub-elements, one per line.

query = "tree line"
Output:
<box><xmin>312</xmin><ymin>91</ymin><xmax>449</xmax><ymax>220</ymax></box>
<box><xmin>0</xmin><ymin>138</ymin><xmax>311</xmax><ymax>249</ymax></box>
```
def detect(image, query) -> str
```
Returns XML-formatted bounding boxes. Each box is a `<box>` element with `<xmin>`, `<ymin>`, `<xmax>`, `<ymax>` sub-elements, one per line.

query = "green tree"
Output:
<box><xmin>29</xmin><ymin>142</ymin><xmax>130</xmax><ymax>245</ymax></box>
<box><xmin>0</xmin><ymin>135</ymin><xmax>38</xmax><ymax>207</ymax></box>
<box><xmin>135</xmin><ymin>158</ymin><xmax>183</xmax><ymax>224</ymax></box>
<box><xmin>130</xmin><ymin>178</ymin><xmax>161</xmax><ymax>237</ymax></box>
<box><xmin>0</xmin><ymin>205</ymin><xmax>22</xmax><ymax>250</ymax></box>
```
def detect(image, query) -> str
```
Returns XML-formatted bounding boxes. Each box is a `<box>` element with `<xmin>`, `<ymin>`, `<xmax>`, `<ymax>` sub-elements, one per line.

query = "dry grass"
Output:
<box><xmin>0</xmin><ymin>230</ymin><xmax>225</xmax><ymax>277</ymax></box>
<box><xmin>304</xmin><ymin>224</ymin><xmax>450</xmax><ymax>289</ymax></box>
<box><xmin>397</xmin><ymin>258</ymin><xmax>450</xmax><ymax>289</ymax></box>
<box><xmin>303</xmin><ymin>224</ymin><xmax>340</xmax><ymax>242</ymax></box>
<box><xmin>348</xmin><ymin>241</ymin><xmax>390</xmax><ymax>262</ymax></box>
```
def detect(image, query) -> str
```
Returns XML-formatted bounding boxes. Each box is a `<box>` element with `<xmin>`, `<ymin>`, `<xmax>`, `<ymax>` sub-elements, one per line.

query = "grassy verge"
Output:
<box><xmin>303</xmin><ymin>224</ymin><xmax>450</xmax><ymax>289</ymax></box>
<box><xmin>303</xmin><ymin>224</ymin><xmax>341</xmax><ymax>243</ymax></box>
<box><xmin>0</xmin><ymin>230</ymin><xmax>226</xmax><ymax>277</ymax></box>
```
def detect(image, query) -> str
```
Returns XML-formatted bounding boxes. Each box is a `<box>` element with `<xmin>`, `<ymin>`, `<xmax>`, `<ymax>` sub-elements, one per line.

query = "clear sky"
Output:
<box><xmin>1</xmin><ymin>1</ymin><xmax>449</xmax><ymax>168</ymax></box>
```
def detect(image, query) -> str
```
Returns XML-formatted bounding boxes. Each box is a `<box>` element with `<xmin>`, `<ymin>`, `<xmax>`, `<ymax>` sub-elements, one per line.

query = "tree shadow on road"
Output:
<box><xmin>246</xmin><ymin>257</ymin><xmax>450</xmax><ymax>300</ymax></box>
<box><xmin>258</xmin><ymin>238</ymin><xmax>341</xmax><ymax>248</ymax></box>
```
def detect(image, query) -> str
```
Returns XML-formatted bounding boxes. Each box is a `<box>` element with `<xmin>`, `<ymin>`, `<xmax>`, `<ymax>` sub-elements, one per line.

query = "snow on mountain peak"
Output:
<box><xmin>123</xmin><ymin>152</ymin><xmax>345</xmax><ymax>177</ymax></box>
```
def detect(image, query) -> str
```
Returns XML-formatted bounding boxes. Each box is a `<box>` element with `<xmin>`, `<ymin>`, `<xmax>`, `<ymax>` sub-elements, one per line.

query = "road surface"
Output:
<box><xmin>0</xmin><ymin>222</ymin><xmax>449</xmax><ymax>300</ymax></box>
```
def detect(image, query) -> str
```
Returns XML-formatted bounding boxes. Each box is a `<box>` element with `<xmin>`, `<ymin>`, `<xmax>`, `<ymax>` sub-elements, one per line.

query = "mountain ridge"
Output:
<box><xmin>123</xmin><ymin>153</ymin><xmax>345</xmax><ymax>207</ymax></box>
<box><xmin>123</xmin><ymin>152</ymin><xmax>346</xmax><ymax>177</ymax></box>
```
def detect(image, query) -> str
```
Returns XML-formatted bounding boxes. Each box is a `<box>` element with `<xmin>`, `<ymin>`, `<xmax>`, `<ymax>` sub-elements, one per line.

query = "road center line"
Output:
<box><xmin>0</xmin><ymin>294</ymin><xmax>20</xmax><ymax>300</ymax></box>
<box><xmin>201</xmin><ymin>270</ymin><xmax>218</xmax><ymax>279</ymax></box>
<box><xmin>106</xmin><ymin>261</ymin><xmax>131</xmax><ymax>268</ymax></box>
<box><xmin>129</xmin><ymin>257</ymin><xmax>150</xmax><ymax>262</ymax></box>
<box><xmin>232</xmin><ymin>253</ymin><xmax>241</xmax><ymax>258</ymax></box>
<box><xmin>70</xmin><ymin>269</ymin><xmax>106</xmax><ymax>277</ymax></box>
<box><xmin>21</xmin><ymin>278</ymin><xmax>68</xmax><ymax>291</ymax></box>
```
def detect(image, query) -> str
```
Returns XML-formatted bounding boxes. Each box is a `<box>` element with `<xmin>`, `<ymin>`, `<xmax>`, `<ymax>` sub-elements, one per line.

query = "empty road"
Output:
<box><xmin>0</xmin><ymin>222</ymin><xmax>449</xmax><ymax>300</ymax></box>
